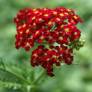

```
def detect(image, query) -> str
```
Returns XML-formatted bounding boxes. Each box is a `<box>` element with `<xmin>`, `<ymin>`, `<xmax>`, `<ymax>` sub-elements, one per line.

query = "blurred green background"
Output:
<box><xmin>0</xmin><ymin>0</ymin><xmax>92</xmax><ymax>92</ymax></box>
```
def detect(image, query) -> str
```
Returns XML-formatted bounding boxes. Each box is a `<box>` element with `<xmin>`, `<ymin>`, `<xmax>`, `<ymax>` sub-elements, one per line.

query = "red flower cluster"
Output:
<box><xmin>14</xmin><ymin>7</ymin><xmax>82</xmax><ymax>76</ymax></box>
<box><xmin>31</xmin><ymin>45</ymin><xmax>73</xmax><ymax>76</ymax></box>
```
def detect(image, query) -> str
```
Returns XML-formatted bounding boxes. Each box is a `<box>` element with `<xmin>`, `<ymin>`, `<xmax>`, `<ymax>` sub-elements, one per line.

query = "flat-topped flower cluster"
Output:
<box><xmin>14</xmin><ymin>7</ymin><xmax>82</xmax><ymax>76</ymax></box>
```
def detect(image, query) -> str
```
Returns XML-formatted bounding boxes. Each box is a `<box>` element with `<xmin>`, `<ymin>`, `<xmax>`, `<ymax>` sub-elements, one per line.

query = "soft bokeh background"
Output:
<box><xmin>0</xmin><ymin>0</ymin><xmax>92</xmax><ymax>92</ymax></box>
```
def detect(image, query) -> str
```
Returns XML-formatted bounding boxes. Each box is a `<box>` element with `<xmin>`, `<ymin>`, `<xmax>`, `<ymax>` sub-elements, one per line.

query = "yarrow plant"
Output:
<box><xmin>14</xmin><ymin>7</ymin><xmax>84</xmax><ymax>77</ymax></box>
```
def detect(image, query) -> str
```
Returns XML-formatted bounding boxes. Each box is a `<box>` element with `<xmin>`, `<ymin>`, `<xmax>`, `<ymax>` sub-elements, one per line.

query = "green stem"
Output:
<box><xmin>24</xmin><ymin>85</ymin><xmax>36</xmax><ymax>92</ymax></box>
<box><xmin>32</xmin><ymin>70</ymin><xmax>46</xmax><ymax>85</ymax></box>
<box><xmin>26</xmin><ymin>85</ymin><xmax>31</xmax><ymax>92</ymax></box>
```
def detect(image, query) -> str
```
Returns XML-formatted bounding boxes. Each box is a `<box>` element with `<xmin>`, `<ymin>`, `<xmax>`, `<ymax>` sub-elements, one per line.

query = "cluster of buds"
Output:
<box><xmin>14</xmin><ymin>7</ymin><xmax>83</xmax><ymax>76</ymax></box>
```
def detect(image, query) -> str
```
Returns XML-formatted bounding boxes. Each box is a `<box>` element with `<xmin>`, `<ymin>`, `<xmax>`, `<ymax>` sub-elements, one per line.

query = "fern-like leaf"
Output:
<box><xmin>0</xmin><ymin>81</ymin><xmax>22</xmax><ymax>89</ymax></box>
<box><xmin>0</xmin><ymin>57</ymin><xmax>31</xmax><ymax>89</ymax></box>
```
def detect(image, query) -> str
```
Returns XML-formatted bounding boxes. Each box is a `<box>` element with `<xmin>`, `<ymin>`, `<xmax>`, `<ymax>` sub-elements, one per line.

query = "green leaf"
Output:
<box><xmin>0</xmin><ymin>81</ymin><xmax>21</xmax><ymax>89</ymax></box>
<box><xmin>0</xmin><ymin>58</ymin><xmax>34</xmax><ymax>91</ymax></box>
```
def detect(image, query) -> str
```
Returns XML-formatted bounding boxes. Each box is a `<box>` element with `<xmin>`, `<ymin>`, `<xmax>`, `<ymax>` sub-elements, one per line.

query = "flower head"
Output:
<box><xmin>14</xmin><ymin>7</ymin><xmax>83</xmax><ymax>76</ymax></box>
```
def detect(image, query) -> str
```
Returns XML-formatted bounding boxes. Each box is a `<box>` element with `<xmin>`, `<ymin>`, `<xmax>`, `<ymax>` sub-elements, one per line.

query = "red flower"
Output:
<box><xmin>14</xmin><ymin>7</ymin><xmax>83</xmax><ymax>76</ymax></box>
